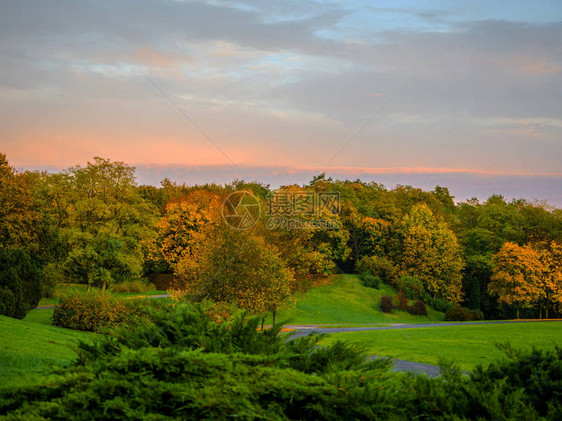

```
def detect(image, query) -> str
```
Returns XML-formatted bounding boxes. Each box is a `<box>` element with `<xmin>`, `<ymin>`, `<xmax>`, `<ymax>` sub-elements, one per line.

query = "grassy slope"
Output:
<box><xmin>0</xmin><ymin>315</ymin><xmax>97</xmax><ymax>389</ymax></box>
<box><xmin>268</xmin><ymin>274</ymin><xmax>444</xmax><ymax>325</ymax></box>
<box><xmin>321</xmin><ymin>321</ymin><xmax>562</xmax><ymax>371</ymax></box>
<box><xmin>38</xmin><ymin>284</ymin><xmax>167</xmax><ymax>307</ymax></box>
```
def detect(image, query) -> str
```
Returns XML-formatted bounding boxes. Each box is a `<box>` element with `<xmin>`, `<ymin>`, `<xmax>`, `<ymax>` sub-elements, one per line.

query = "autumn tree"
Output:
<box><xmin>488</xmin><ymin>242</ymin><xmax>544</xmax><ymax>319</ymax></box>
<box><xmin>0</xmin><ymin>154</ymin><xmax>40</xmax><ymax>252</ymax></box>
<box><xmin>396</xmin><ymin>204</ymin><xmax>464</xmax><ymax>301</ymax></box>
<box><xmin>534</xmin><ymin>241</ymin><xmax>562</xmax><ymax>318</ymax></box>
<box><xmin>174</xmin><ymin>227</ymin><xmax>295</xmax><ymax>324</ymax></box>
<box><xmin>153</xmin><ymin>190</ymin><xmax>223</xmax><ymax>268</ymax></box>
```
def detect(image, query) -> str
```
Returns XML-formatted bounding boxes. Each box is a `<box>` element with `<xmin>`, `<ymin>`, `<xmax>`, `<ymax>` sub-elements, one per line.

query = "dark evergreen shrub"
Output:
<box><xmin>0</xmin><ymin>247</ymin><xmax>42</xmax><ymax>319</ymax></box>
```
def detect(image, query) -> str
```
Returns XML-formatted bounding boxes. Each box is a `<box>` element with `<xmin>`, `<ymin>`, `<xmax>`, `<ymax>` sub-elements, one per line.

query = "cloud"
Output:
<box><xmin>0</xmin><ymin>1</ymin><xmax>560</xmax><ymax>184</ymax></box>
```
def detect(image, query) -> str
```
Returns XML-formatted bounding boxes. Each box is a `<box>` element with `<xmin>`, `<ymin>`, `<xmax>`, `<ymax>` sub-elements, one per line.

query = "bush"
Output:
<box><xmin>360</xmin><ymin>271</ymin><xmax>381</xmax><ymax>289</ymax></box>
<box><xmin>469</xmin><ymin>308</ymin><xmax>485</xmax><ymax>320</ymax></box>
<box><xmin>422</xmin><ymin>292</ymin><xmax>453</xmax><ymax>313</ymax></box>
<box><xmin>396</xmin><ymin>275</ymin><xmax>423</xmax><ymax>299</ymax></box>
<box><xmin>110</xmin><ymin>280</ymin><xmax>156</xmax><ymax>294</ymax></box>
<box><xmin>52</xmin><ymin>291</ymin><xmax>152</xmax><ymax>332</ymax></box>
<box><xmin>379</xmin><ymin>295</ymin><xmax>394</xmax><ymax>313</ymax></box>
<box><xmin>41</xmin><ymin>262</ymin><xmax>66</xmax><ymax>298</ymax></box>
<box><xmin>356</xmin><ymin>255</ymin><xmax>397</xmax><ymax>284</ymax></box>
<box><xmin>0</xmin><ymin>247</ymin><xmax>42</xmax><ymax>319</ymax></box>
<box><xmin>397</xmin><ymin>290</ymin><xmax>409</xmax><ymax>310</ymax></box>
<box><xmin>445</xmin><ymin>304</ymin><xmax>473</xmax><ymax>321</ymax></box>
<box><xmin>2</xmin><ymin>305</ymin><xmax>561</xmax><ymax>419</ymax></box>
<box><xmin>407</xmin><ymin>300</ymin><xmax>428</xmax><ymax>316</ymax></box>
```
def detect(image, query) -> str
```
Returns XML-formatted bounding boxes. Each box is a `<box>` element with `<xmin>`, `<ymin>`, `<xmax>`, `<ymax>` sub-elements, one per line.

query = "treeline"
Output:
<box><xmin>1</xmin><ymin>154</ymin><xmax>561</xmax><ymax>320</ymax></box>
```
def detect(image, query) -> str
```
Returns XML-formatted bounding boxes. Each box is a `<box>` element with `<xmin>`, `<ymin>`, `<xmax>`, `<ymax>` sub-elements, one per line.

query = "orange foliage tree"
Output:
<box><xmin>489</xmin><ymin>242</ymin><xmax>544</xmax><ymax>319</ymax></box>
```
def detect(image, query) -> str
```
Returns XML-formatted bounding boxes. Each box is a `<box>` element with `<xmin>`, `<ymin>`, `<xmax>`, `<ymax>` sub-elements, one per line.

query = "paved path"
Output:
<box><xmin>286</xmin><ymin>319</ymin><xmax>560</xmax><ymax>337</ymax></box>
<box><xmin>287</xmin><ymin>320</ymin><xmax>561</xmax><ymax>377</ymax></box>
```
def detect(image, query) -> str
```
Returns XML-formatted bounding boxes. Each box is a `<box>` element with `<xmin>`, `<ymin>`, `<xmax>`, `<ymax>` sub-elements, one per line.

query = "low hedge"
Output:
<box><xmin>52</xmin><ymin>291</ymin><xmax>161</xmax><ymax>332</ymax></box>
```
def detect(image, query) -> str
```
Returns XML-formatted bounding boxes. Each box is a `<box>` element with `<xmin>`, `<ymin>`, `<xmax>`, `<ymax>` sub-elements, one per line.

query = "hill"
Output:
<box><xmin>269</xmin><ymin>274</ymin><xmax>445</xmax><ymax>325</ymax></box>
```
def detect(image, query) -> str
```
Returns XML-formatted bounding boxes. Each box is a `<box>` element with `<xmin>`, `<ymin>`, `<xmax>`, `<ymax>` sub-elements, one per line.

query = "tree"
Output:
<box><xmin>396</xmin><ymin>204</ymin><xmax>464</xmax><ymax>301</ymax></box>
<box><xmin>0</xmin><ymin>247</ymin><xmax>42</xmax><ymax>319</ymax></box>
<box><xmin>56</xmin><ymin>157</ymin><xmax>158</xmax><ymax>287</ymax></box>
<box><xmin>0</xmin><ymin>154</ymin><xmax>40</xmax><ymax>252</ymax></box>
<box><xmin>534</xmin><ymin>241</ymin><xmax>562</xmax><ymax>318</ymax></box>
<box><xmin>174</xmin><ymin>228</ymin><xmax>295</xmax><ymax>324</ymax></box>
<box><xmin>153</xmin><ymin>190</ymin><xmax>223</xmax><ymax>268</ymax></box>
<box><xmin>488</xmin><ymin>242</ymin><xmax>544</xmax><ymax>319</ymax></box>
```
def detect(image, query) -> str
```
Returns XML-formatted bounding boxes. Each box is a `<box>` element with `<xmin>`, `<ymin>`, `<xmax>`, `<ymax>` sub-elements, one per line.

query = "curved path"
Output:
<box><xmin>287</xmin><ymin>319</ymin><xmax>561</xmax><ymax>377</ymax></box>
<box><xmin>286</xmin><ymin>319</ymin><xmax>560</xmax><ymax>337</ymax></box>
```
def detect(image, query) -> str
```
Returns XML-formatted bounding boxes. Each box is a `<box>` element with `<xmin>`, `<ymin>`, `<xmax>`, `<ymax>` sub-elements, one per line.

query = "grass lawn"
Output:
<box><xmin>38</xmin><ymin>284</ymin><xmax>168</xmax><ymax>307</ymax></box>
<box><xmin>0</xmin><ymin>315</ymin><xmax>97</xmax><ymax>390</ymax></box>
<box><xmin>320</xmin><ymin>321</ymin><xmax>562</xmax><ymax>371</ymax></box>
<box><xmin>266</xmin><ymin>274</ymin><xmax>445</xmax><ymax>325</ymax></box>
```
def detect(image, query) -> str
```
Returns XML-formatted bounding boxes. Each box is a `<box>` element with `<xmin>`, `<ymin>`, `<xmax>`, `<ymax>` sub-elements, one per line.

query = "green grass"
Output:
<box><xmin>266</xmin><ymin>274</ymin><xmax>445</xmax><ymax>325</ymax></box>
<box><xmin>23</xmin><ymin>308</ymin><xmax>54</xmax><ymax>325</ymax></box>
<box><xmin>320</xmin><ymin>321</ymin><xmax>562</xmax><ymax>371</ymax></box>
<box><xmin>0</xmin><ymin>315</ymin><xmax>98</xmax><ymax>389</ymax></box>
<box><xmin>38</xmin><ymin>284</ymin><xmax>167</xmax><ymax>307</ymax></box>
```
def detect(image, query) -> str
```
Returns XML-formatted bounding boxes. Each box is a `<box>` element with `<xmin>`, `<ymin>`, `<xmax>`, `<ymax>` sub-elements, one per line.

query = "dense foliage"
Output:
<box><xmin>0</xmin><ymin>247</ymin><xmax>42</xmax><ymax>319</ymax></box>
<box><xmin>1</xmin><ymin>305</ymin><xmax>561</xmax><ymax>420</ymax></box>
<box><xmin>1</xmin><ymin>153</ymin><xmax>561</xmax><ymax>320</ymax></box>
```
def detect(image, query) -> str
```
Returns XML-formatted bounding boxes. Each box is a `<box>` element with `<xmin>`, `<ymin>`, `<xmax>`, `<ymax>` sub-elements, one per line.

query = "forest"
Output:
<box><xmin>1</xmin><ymin>153</ymin><xmax>561</xmax><ymax>321</ymax></box>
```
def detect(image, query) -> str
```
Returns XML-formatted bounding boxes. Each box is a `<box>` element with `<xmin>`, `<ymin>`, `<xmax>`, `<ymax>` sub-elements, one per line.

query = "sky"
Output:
<box><xmin>1</xmin><ymin>0</ymin><xmax>561</xmax><ymax>204</ymax></box>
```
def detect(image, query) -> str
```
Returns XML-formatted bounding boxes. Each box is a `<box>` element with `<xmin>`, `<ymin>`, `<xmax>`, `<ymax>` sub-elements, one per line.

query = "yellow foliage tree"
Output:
<box><xmin>174</xmin><ymin>227</ymin><xmax>295</xmax><ymax>324</ymax></box>
<box><xmin>489</xmin><ymin>242</ymin><xmax>544</xmax><ymax>319</ymax></box>
<box><xmin>534</xmin><ymin>241</ymin><xmax>562</xmax><ymax>318</ymax></box>
<box><xmin>398</xmin><ymin>204</ymin><xmax>464</xmax><ymax>301</ymax></box>
<box><xmin>154</xmin><ymin>191</ymin><xmax>222</xmax><ymax>268</ymax></box>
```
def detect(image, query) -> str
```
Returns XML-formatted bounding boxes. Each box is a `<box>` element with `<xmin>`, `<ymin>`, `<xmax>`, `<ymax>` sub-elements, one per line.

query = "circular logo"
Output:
<box><xmin>222</xmin><ymin>191</ymin><xmax>261</xmax><ymax>230</ymax></box>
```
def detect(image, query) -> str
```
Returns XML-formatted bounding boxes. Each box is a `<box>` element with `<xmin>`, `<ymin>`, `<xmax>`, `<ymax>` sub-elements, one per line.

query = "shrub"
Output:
<box><xmin>52</xmin><ymin>291</ymin><xmax>150</xmax><ymax>332</ymax></box>
<box><xmin>356</xmin><ymin>255</ymin><xmax>397</xmax><ymax>285</ymax></box>
<box><xmin>397</xmin><ymin>290</ymin><xmax>409</xmax><ymax>310</ymax></box>
<box><xmin>469</xmin><ymin>308</ymin><xmax>485</xmax><ymax>320</ymax></box>
<box><xmin>396</xmin><ymin>275</ymin><xmax>423</xmax><ymax>299</ymax></box>
<box><xmin>360</xmin><ymin>271</ymin><xmax>381</xmax><ymax>289</ymax></box>
<box><xmin>446</xmin><ymin>304</ymin><xmax>473</xmax><ymax>321</ymax></box>
<box><xmin>422</xmin><ymin>292</ymin><xmax>453</xmax><ymax>313</ymax></box>
<box><xmin>407</xmin><ymin>300</ymin><xmax>428</xmax><ymax>316</ymax></box>
<box><xmin>2</xmin><ymin>305</ymin><xmax>561</xmax><ymax>419</ymax></box>
<box><xmin>41</xmin><ymin>262</ymin><xmax>66</xmax><ymax>298</ymax></box>
<box><xmin>0</xmin><ymin>247</ymin><xmax>42</xmax><ymax>319</ymax></box>
<box><xmin>110</xmin><ymin>280</ymin><xmax>156</xmax><ymax>294</ymax></box>
<box><xmin>380</xmin><ymin>295</ymin><xmax>394</xmax><ymax>313</ymax></box>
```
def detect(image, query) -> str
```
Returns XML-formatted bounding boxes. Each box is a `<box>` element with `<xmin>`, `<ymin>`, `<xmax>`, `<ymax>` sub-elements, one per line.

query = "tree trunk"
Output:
<box><xmin>516</xmin><ymin>306</ymin><xmax>520</xmax><ymax>320</ymax></box>
<box><xmin>260</xmin><ymin>316</ymin><xmax>265</xmax><ymax>331</ymax></box>
<box><xmin>272</xmin><ymin>309</ymin><xmax>277</xmax><ymax>326</ymax></box>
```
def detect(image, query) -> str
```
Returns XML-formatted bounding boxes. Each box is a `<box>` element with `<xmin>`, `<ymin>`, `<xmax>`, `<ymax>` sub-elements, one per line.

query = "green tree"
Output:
<box><xmin>174</xmin><ymin>228</ymin><xmax>295</xmax><ymax>324</ymax></box>
<box><xmin>52</xmin><ymin>157</ymin><xmax>158</xmax><ymax>287</ymax></box>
